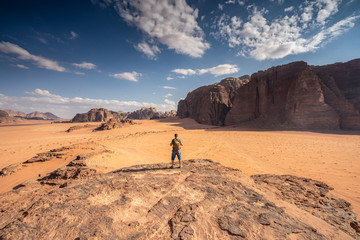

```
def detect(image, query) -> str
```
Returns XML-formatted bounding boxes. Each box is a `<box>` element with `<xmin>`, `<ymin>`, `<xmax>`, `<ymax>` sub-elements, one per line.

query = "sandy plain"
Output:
<box><xmin>1</xmin><ymin>118</ymin><xmax>359</xmax><ymax>216</ymax></box>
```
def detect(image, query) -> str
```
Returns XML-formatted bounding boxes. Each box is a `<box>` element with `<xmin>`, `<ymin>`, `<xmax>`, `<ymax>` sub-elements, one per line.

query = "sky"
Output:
<box><xmin>0</xmin><ymin>0</ymin><xmax>359</xmax><ymax>118</ymax></box>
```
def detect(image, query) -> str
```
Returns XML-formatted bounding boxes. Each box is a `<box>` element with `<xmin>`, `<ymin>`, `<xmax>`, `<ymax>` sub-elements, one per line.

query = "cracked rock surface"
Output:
<box><xmin>0</xmin><ymin>159</ymin><xmax>358</xmax><ymax>239</ymax></box>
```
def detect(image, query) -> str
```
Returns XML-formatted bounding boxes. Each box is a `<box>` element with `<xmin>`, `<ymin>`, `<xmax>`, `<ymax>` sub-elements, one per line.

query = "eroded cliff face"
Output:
<box><xmin>178</xmin><ymin>59</ymin><xmax>360</xmax><ymax>130</ymax></box>
<box><xmin>311</xmin><ymin>59</ymin><xmax>360</xmax><ymax>129</ymax></box>
<box><xmin>225</xmin><ymin>61</ymin><xmax>340</xmax><ymax>129</ymax></box>
<box><xmin>177</xmin><ymin>76</ymin><xmax>250</xmax><ymax>125</ymax></box>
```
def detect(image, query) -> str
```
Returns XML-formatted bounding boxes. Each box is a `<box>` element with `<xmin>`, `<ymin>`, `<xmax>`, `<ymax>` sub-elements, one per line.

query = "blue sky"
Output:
<box><xmin>0</xmin><ymin>0</ymin><xmax>359</xmax><ymax>118</ymax></box>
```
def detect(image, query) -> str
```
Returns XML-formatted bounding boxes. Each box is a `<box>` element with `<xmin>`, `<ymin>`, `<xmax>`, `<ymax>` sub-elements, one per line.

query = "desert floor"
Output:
<box><xmin>1</xmin><ymin>118</ymin><xmax>359</xmax><ymax>216</ymax></box>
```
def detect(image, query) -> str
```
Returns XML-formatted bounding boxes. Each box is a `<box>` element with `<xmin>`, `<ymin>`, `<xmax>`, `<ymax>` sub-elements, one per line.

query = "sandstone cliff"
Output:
<box><xmin>178</xmin><ymin>59</ymin><xmax>360</xmax><ymax>130</ymax></box>
<box><xmin>177</xmin><ymin>76</ymin><xmax>250</xmax><ymax>125</ymax></box>
<box><xmin>0</xmin><ymin>159</ymin><xmax>359</xmax><ymax>239</ymax></box>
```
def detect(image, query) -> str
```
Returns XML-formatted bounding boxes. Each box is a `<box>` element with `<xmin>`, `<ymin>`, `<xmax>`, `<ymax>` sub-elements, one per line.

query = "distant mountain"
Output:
<box><xmin>3</xmin><ymin>109</ymin><xmax>26</xmax><ymax>117</ymax></box>
<box><xmin>2</xmin><ymin>110</ymin><xmax>60</xmax><ymax>120</ymax></box>
<box><xmin>0</xmin><ymin>110</ymin><xmax>9</xmax><ymax>118</ymax></box>
<box><xmin>26</xmin><ymin>111</ymin><xmax>60</xmax><ymax>120</ymax></box>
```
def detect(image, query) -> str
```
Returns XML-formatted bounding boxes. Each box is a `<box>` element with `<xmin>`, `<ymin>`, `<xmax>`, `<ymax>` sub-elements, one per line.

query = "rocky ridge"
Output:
<box><xmin>177</xmin><ymin>59</ymin><xmax>360</xmax><ymax>129</ymax></box>
<box><xmin>0</xmin><ymin>159</ymin><xmax>359</xmax><ymax>239</ymax></box>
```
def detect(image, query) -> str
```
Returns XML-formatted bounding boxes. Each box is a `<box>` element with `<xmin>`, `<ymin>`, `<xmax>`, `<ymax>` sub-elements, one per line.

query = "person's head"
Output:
<box><xmin>174</xmin><ymin>133</ymin><xmax>178</xmax><ymax>138</ymax></box>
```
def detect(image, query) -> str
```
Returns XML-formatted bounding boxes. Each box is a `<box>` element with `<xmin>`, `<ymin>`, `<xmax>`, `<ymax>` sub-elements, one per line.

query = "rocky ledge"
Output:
<box><xmin>0</xmin><ymin>160</ymin><xmax>359</xmax><ymax>239</ymax></box>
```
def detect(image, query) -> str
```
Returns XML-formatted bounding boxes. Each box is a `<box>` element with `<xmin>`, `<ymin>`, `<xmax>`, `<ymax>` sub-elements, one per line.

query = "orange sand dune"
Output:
<box><xmin>1</xmin><ymin>118</ymin><xmax>359</xmax><ymax>216</ymax></box>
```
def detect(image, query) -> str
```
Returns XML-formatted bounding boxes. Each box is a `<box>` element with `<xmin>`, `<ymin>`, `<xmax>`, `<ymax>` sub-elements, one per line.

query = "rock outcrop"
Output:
<box><xmin>71</xmin><ymin>108</ymin><xmax>120</xmax><ymax>122</ymax></box>
<box><xmin>150</xmin><ymin>110</ymin><xmax>177</xmax><ymax>119</ymax></box>
<box><xmin>0</xmin><ymin>159</ymin><xmax>358</xmax><ymax>239</ymax></box>
<box><xmin>95</xmin><ymin>118</ymin><xmax>135</xmax><ymax>131</ymax></box>
<box><xmin>178</xmin><ymin>59</ymin><xmax>360</xmax><ymax>129</ymax></box>
<box><xmin>126</xmin><ymin>107</ymin><xmax>158</xmax><ymax>120</ymax></box>
<box><xmin>177</xmin><ymin>76</ymin><xmax>250</xmax><ymax>125</ymax></box>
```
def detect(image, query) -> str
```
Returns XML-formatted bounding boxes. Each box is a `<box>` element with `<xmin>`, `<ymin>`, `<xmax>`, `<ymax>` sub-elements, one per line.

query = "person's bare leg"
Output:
<box><xmin>171</xmin><ymin>160</ymin><xmax>174</xmax><ymax>168</ymax></box>
<box><xmin>179</xmin><ymin>159</ymin><xmax>182</xmax><ymax>168</ymax></box>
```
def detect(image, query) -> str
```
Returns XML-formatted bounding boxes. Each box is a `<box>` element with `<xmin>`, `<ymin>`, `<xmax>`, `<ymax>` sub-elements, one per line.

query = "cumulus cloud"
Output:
<box><xmin>113</xmin><ymin>0</ymin><xmax>210</xmax><ymax>58</ymax></box>
<box><xmin>164</xmin><ymin>99</ymin><xmax>175</xmax><ymax>106</ymax></box>
<box><xmin>215</xmin><ymin>2</ymin><xmax>359</xmax><ymax>60</ymax></box>
<box><xmin>164</xmin><ymin>93</ymin><xmax>173</xmax><ymax>98</ymax></box>
<box><xmin>111</xmin><ymin>71</ymin><xmax>142</xmax><ymax>82</ymax></box>
<box><xmin>16</xmin><ymin>64</ymin><xmax>29</xmax><ymax>69</ymax></box>
<box><xmin>0</xmin><ymin>89</ymin><xmax>176</xmax><ymax>118</ymax></box>
<box><xmin>166</xmin><ymin>77</ymin><xmax>174</xmax><ymax>81</ymax></box>
<box><xmin>0</xmin><ymin>41</ymin><xmax>66</xmax><ymax>72</ymax></box>
<box><xmin>72</xmin><ymin>61</ymin><xmax>97</xmax><ymax>70</ymax></box>
<box><xmin>163</xmin><ymin>86</ymin><xmax>176</xmax><ymax>90</ymax></box>
<box><xmin>69</xmin><ymin>31</ymin><xmax>79</xmax><ymax>39</ymax></box>
<box><xmin>172</xmin><ymin>64</ymin><xmax>239</xmax><ymax>77</ymax></box>
<box><xmin>135</xmin><ymin>42</ymin><xmax>161</xmax><ymax>59</ymax></box>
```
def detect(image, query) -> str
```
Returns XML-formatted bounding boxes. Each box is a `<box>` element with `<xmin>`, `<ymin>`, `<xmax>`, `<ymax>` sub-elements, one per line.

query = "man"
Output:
<box><xmin>170</xmin><ymin>133</ymin><xmax>183</xmax><ymax>168</ymax></box>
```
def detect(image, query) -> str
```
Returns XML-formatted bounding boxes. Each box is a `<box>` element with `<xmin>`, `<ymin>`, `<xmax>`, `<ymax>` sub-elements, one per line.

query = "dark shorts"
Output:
<box><xmin>171</xmin><ymin>150</ymin><xmax>181</xmax><ymax>161</ymax></box>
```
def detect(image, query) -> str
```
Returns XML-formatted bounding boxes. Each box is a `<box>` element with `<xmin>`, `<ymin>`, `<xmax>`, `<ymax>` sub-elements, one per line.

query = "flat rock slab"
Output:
<box><xmin>0</xmin><ymin>159</ymin><xmax>359</xmax><ymax>239</ymax></box>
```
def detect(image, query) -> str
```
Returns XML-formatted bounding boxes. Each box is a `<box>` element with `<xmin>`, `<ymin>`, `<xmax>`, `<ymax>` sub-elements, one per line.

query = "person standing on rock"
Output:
<box><xmin>170</xmin><ymin>133</ymin><xmax>183</xmax><ymax>168</ymax></box>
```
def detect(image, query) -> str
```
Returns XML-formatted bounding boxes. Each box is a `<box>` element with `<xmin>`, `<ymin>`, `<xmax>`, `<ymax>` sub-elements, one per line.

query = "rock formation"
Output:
<box><xmin>126</xmin><ymin>107</ymin><xmax>158</xmax><ymax>120</ymax></box>
<box><xmin>71</xmin><ymin>108</ymin><xmax>120</xmax><ymax>122</ymax></box>
<box><xmin>0</xmin><ymin>159</ymin><xmax>359</xmax><ymax>239</ymax></box>
<box><xmin>150</xmin><ymin>110</ymin><xmax>177</xmax><ymax>119</ymax></box>
<box><xmin>177</xmin><ymin>76</ymin><xmax>250</xmax><ymax>125</ymax></box>
<box><xmin>95</xmin><ymin>118</ymin><xmax>135</xmax><ymax>131</ymax></box>
<box><xmin>178</xmin><ymin>59</ymin><xmax>360</xmax><ymax>130</ymax></box>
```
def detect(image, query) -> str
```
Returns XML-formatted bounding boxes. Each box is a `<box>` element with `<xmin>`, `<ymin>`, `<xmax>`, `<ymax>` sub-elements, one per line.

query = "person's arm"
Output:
<box><xmin>180</xmin><ymin>139</ymin><xmax>183</xmax><ymax>146</ymax></box>
<box><xmin>170</xmin><ymin>139</ymin><xmax>173</xmax><ymax>146</ymax></box>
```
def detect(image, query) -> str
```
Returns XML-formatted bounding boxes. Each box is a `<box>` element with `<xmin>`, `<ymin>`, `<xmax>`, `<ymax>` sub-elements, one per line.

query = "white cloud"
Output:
<box><xmin>218</xmin><ymin>4</ymin><xmax>224</xmax><ymax>10</ymax></box>
<box><xmin>171</xmin><ymin>68</ymin><xmax>197</xmax><ymax>76</ymax></box>
<box><xmin>74</xmin><ymin>71</ymin><xmax>85</xmax><ymax>75</ymax></box>
<box><xmin>215</xmin><ymin>2</ymin><xmax>359</xmax><ymax>60</ymax></box>
<box><xmin>163</xmin><ymin>86</ymin><xmax>176</xmax><ymax>90</ymax></box>
<box><xmin>114</xmin><ymin>0</ymin><xmax>210</xmax><ymax>58</ymax></box>
<box><xmin>111</xmin><ymin>71</ymin><xmax>142</xmax><ymax>82</ymax></box>
<box><xmin>69</xmin><ymin>31</ymin><xmax>79</xmax><ymax>39</ymax></box>
<box><xmin>0</xmin><ymin>89</ymin><xmax>176</xmax><ymax>118</ymax></box>
<box><xmin>225</xmin><ymin>0</ymin><xmax>236</xmax><ymax>4</ymax></box>
<box><xmin>164</xmin><ymin>93</ymin><xmax>173</xmax><ymax>98</ymax></box>
<box><xmin>171</xmin><ymin>64</ymin><xmax>239</xmax><ymax>77</ymax></box>
<box><xmin>0</xmin><ymin>41</ymin><xmax>66</xmax><ymax>72</ymax></box>
<box><xmin>16</xmin><ymin>64</ymin><xmax>29</xmax><ymax>69</ymax></box>
<box><xmin>135</xmin><ymin>42</ymin><xmax>161</xmax><ymax>59</ymax></box>
<box><xmin>238</xmin><ymin>0</ymin><xmax>245</xmax><ymax>5</ymax></box>
<box><xmin>164</xmin><ymin>99</ymin><xmax>175</xmax><ymax>106</ymax></box>
<box><xmin>72</xmin><ymin>61</ymin><xmax>97</xmax><ymax>70</ymax></box>
<box><xmin>166</xmin><ymin>77</ymin><xmax>174</xmax><ymax>81</ymax></box>
<box><xmin>315</xmin><ymin>0</ymin><xmax>341</xmax><ymax>25</ymax></box>
<box><xmin>284</xmin><ymin>6</ymin><xmax>294</xmax><ymax>12</ymax></box>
